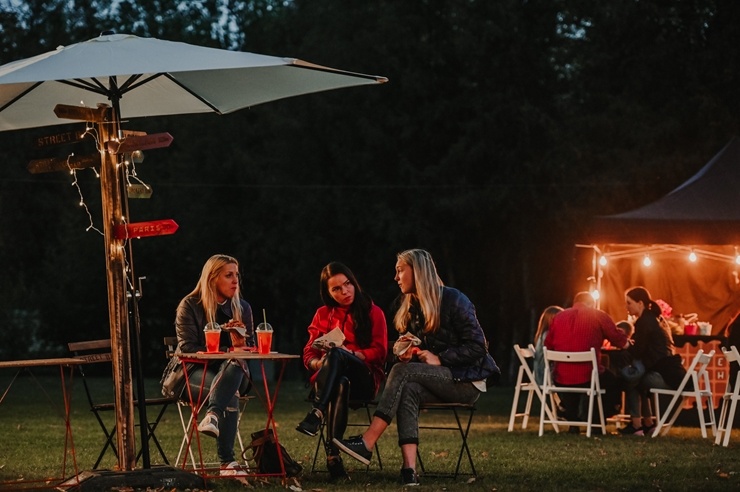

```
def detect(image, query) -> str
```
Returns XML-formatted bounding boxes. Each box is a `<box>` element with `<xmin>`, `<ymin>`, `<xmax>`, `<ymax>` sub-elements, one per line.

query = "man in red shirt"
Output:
<box><xmin>544</xmin><ymin>291</ymin><xmax>630</xmax><ymax>431</ymax></box>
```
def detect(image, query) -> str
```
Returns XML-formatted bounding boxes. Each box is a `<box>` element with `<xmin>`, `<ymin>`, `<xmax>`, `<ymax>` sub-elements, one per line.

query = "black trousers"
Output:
<box><xmin>312</xmin><ymin>347</ymin><xmax>375</xmax><ymax>455</ymax></box>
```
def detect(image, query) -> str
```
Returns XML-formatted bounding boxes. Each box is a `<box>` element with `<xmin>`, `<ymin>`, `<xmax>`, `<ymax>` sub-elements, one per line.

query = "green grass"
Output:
<box><xmin>1</xmin><ymin>372</ymin><xmax>739</xmax><ymax>491</ymax></box>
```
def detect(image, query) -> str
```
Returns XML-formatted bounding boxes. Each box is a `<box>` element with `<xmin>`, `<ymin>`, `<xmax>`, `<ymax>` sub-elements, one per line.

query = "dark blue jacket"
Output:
<box><xmin>408</xmin><ymin>287</ymin><xmax>499</xmax><ymax>383</ymax></box>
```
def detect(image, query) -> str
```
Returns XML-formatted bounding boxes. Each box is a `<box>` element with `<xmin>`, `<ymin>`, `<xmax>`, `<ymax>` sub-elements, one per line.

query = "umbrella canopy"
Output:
<box><xmin>0</xmin><ymin>32</ymin><xmax>386</xmax><ymax>131</ymax></box>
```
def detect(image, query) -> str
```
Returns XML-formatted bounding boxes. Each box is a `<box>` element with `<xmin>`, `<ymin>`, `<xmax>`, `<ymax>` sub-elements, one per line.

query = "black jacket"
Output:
<box><xmin>407</xmin><ymin>287</ymin><xmax>499</xmax><ymax>383</ymax></box>
<box><xmin>175</xmin><ymin>296</ymin><xmax>255</xmax><ymax>355</ymax></box>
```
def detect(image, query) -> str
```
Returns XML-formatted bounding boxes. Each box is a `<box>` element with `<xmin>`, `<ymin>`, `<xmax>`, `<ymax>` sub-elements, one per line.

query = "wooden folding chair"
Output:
<box><xmin>416</xmin><ymin>401</ymin><xmax>477</xmax><ymax>477</ymax></box>
<box><xmin>509</xmin><ymin>343</ymin><xmax>557</xmax><ymax>431</ymax></box>
<box><xmin>539</xmin><ymin>347</ymin><xmax>606</xmax><ymax>438</ymax></box>
<box><xmin>715</xmin><ymin>345</ymin><xmax>740</xmax><ymax>446</ymax></box>
<box><xmin>68</xmin><ymin>339</ymin><xmax>175</xmax><ymax>468</ymax></box>
<box><xmin>650</xmin><ymin>349</ymin><xmax>716</xmax><ymax>438</ymax></box>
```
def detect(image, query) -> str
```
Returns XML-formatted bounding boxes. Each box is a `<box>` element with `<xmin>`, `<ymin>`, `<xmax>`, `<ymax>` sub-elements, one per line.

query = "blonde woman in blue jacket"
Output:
<box><xmin>334</xmin><ymin>249</ymin><xmax>499</xmax><ymax>486</ymax></box>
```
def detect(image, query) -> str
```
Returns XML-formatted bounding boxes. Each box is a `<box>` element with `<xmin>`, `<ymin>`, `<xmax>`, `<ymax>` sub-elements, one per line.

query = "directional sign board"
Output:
<box><xmin>106</xmin><ymin>133</ymin><xmax>173</xmax><ymax>154</ymax></box>
<box><xmin>54</xmin><ymin>104</ymin><xmax>108</xmax><ymax>122</ymax></box>
<box><xmin>113</xmin><ymin>219</ymin><xmax>178</xmax><ymax>239</ymax></box>
<box><xmin>35</xmin><ymin>129</ymin><xmax>88</xmax><ymax>148</ymax></box>
<box><xmin>27</xmin><ymin>153</ymin><xmax>99</xmax><ymax>174</ymax></box>
<box><xmin>127</xmin><ymin>184</ymin><xmax>153</xmax><ymax>199</ymax></box>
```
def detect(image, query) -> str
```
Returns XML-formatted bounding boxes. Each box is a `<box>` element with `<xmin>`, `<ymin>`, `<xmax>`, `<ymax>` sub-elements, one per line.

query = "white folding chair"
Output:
<box><xmin>650</xmin><ymin>349</ymin><xmax>716</xmax><ymax>438</ymax></box>
<box><xmin>539</xmin><ymin>347</ymin><xmax>606</xmax><ymax>438</ymax></box>
<box><xmin>715</xmin><ymin>346</ymin><xmax>740</xmax><ymax>446</ymax></box>
<box><xmin>509</xmin><ymin>344</ymin><xmax>556</xmax><ymax>431</ymax></box>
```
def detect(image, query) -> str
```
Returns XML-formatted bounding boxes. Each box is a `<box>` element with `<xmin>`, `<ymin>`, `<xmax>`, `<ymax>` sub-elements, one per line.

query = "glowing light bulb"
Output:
<box><xmin>599</xmin><ymin>256</ymin><xmax>607</xmax><ymax>266</ymax></box>
<box><xmin>689</xmin><ymin>250</ymin><xmax>697</xmax><ymax>262</ymax></box>
<box><xmin>591</xmin><ymin>290</ymin><xmax>600</xmax><ymax>300</ymax></box>
<box><xmin>643</xmin><ymin>254</ymin><xmax>652</xmax><ymax>267</ymax></box>
<box><xmin>736</xmin><ymin>255</ymin><xmax>740</xmax><ymax>265</ymax></box>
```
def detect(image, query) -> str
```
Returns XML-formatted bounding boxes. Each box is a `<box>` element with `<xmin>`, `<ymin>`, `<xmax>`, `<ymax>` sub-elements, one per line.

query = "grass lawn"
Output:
<box><xmin>0</xmin><ymin>371</ymin><xmax>739</xmax><ymax>491</ymax></box>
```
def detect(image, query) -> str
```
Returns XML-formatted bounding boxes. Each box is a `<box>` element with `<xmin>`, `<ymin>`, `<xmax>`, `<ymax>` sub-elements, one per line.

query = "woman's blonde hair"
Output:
<box><xmin>393</xmin><ymin>249</ymin><xmax>444</xmax><ymax>334</ymax></box>
<box><xmin>187</xmin><ymin>254</ymin><xmax>243</xmax><ymax>325</ymax></box>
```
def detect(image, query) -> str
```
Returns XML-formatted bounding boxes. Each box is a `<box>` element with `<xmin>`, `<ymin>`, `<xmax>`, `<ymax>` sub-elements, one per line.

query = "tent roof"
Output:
<box><xmin>588</xmin><ymin>137</ymin><xmax>740</xmax><ymax>244</ymax></box>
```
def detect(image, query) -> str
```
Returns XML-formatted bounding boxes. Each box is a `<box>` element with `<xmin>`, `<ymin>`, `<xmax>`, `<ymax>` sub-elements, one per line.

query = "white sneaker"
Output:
<box><xmin>220</xmin><ymin>461</ymin><xmax>250</xmax><ymax>477</ymax></box>
<box><xmin>197</xmin><ymin>412</ymin><xmax>219</xmax><ymax>438</ymax></box>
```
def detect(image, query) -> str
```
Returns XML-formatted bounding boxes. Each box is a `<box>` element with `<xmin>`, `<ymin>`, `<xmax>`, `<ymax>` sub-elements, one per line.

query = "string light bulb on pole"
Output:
<box><xmin>643</xmin><ymin>254</ymin><xmax>652</xmax><ymax>267</ymax></box>
<box><xmin>689</xmin><ymin>249</ymin><xmax>698</xmax><ymax>262</ymax></box>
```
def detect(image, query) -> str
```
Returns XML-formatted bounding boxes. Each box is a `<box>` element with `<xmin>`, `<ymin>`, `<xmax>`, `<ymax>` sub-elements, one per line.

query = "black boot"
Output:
<box><xmin>327</xmin><ymin>454</ymin><xmax>350</xmax><ymax>482</ymax></box>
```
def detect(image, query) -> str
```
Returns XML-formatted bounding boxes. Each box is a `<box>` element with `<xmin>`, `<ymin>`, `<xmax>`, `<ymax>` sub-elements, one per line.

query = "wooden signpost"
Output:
<box><xmin>31</xmin><ymin>104</ymin><xmax>178</xmax><ymax>472</ymax></box>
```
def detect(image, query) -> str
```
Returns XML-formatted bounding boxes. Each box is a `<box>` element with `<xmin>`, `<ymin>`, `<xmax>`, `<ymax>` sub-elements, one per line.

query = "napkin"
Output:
<box><xmin>393</xmin><ymin>333</ymin><xmax>422</xmax><ymax>357</ymax></box>
<box><xmin>312</xmin><ymin>327</ymin><xmax>345</xmax><ymax>351</ymax></box>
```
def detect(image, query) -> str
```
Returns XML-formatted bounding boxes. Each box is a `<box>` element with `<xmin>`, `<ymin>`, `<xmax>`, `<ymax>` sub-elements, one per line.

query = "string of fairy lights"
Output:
<box><xmin>63</xmin><ymin>123</ymin><xmax>152</xmax><ymax>294</ymax></box>
<box><xmin>578</xmin><ymin>244</ymin><xmax>740</xmax><ymax>302</ymax></box>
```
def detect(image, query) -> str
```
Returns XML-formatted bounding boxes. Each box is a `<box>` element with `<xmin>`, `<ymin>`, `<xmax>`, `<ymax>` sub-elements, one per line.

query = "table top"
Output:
<box><xmin>0</xmin><ymin>357</ymin><xmax>85</xmax><ymax>369</ymax></box>
<box><xmin>179</xmin><ymin>351</ymin><xmax>299</xmax><ymax>361</ymax></box>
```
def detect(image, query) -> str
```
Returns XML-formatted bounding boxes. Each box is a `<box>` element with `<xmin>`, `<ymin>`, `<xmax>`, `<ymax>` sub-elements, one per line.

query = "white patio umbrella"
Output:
<box><xmin>0</xmin><ymin>32</ymin><xmax>386</xmax><ymax>480</ymax></box>
<box><xmin>0</xmin><ymin>32</ymin><xmax>387</xmax><ymax>130</ymax></box>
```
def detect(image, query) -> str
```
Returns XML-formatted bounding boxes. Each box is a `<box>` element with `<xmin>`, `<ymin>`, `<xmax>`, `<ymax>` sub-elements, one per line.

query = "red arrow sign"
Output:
<box><xmin>113</xmin><ymin>219</ymin><xmax>179</xmax><ymax>239</ymax></box>
<box><xmin>106</xmin><ymin>133</ymin><xmax>174</xmax><ymax>153</ymax></box>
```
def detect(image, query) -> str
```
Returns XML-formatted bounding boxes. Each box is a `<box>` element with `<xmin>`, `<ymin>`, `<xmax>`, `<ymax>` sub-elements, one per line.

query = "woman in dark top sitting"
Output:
<box><xmin>622</xmin><ymin>286</ymin><xmax>680</xmax><ymax>436</ymax></box>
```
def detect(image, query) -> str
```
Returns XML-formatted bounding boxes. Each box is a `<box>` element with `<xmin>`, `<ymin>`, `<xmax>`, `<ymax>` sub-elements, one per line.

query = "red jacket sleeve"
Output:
<box><xmin>303</xmin><ymin>307</ymin><xmax>329</xmax><ymax>369</ymax></box>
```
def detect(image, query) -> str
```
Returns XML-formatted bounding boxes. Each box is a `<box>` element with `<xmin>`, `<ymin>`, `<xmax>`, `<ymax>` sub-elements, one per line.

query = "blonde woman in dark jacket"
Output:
<box><xmin>334</xmin><ymin>249</ymin><xmax>499</xmax><ymax>486</ymax></box>
<box><xmin>174</xmin><ymin>254</ymin><xmax>255</xmax><ymax>477</ymax></box>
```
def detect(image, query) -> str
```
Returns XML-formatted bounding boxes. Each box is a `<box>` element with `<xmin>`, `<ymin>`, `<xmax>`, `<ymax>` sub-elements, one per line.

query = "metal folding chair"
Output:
<box><xmin>416</xmin><ymin>401</ymin><xmax>477</xmax><ymax>477</ymax></box>
<box><xmin>309</xmin><ymin>399</ymin><xmax>383</xmax><ymax>473</ymax></box>
<box><xmin>68</xmin><ymin>339</ymin><xmax>175</xmax><ymax>468</ymax></box>
<box><xmin>163</xmin><ymin>336</ymin><xmax>252</xmax><ymax>470</ymax></box>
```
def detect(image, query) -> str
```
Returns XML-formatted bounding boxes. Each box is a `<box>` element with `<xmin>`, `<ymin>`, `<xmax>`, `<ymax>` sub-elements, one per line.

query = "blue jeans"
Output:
<box><xmin>374</xmin><ymin>362</ymin><xmax>480</xmax><ymax>445</ymax></box>
<box><xmin>187</xmin><ymin>359</ymin><xmax>250</xmax><ymax>463</ymax></box>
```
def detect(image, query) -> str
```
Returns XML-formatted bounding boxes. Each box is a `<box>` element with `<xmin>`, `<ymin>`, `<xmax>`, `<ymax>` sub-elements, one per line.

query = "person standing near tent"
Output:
<box><xmin>621</xmin><ymin>286</ymin><xmax>684</xmax><ymax>436</ymax></box>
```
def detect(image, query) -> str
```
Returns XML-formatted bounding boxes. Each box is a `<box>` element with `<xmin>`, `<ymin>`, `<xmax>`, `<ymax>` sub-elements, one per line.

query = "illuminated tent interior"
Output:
<box><xmin>583</xmin><ymin>138</ymin><xmax>740</xmax><ymax>335</ymax></box>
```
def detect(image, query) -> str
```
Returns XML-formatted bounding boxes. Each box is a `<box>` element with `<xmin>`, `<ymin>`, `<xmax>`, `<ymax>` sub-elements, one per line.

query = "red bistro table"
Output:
<box><xmin>178</xmin><ymin>351</ymin><xmax>299</xmax><ymax>480</ymax></box>
<box><xmin>0</xmin><ymin>357</ymin><xmax>84</xmax><ymax>490</ymax></box>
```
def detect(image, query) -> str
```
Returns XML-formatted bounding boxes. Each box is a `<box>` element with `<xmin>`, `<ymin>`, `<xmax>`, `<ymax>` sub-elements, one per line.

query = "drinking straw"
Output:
<box><xmin>263</xmin><ymin>308</ymin><xmax>267</xmax><ymax>329</ymax></box>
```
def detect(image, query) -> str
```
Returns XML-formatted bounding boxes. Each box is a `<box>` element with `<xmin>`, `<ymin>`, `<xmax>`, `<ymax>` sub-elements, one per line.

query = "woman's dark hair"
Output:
<box><xmin>626</xmin><ymin>286</ymin><xmax>662</xmax><ymax>318</ymax></box>
<box><xmin>319</xmin><ymin>262</ymin><xmax>373</xmax><ymax>348</ymax></box>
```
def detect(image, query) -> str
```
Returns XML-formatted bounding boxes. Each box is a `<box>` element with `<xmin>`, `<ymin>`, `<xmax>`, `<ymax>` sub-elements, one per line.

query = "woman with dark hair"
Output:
<box><xmin>296</xmin><ymin>262</ymin><xmax>387</xmax><ymax>481</ymax></box>
<box><xmin>622</xmin><ymin>286</ymin><xmax>682</xmax><ymax>436</ymax></box>
<box><xmin>334</xmin><ymin>249</ymin><xmax>499</xmax><ymax>486</ymax></box>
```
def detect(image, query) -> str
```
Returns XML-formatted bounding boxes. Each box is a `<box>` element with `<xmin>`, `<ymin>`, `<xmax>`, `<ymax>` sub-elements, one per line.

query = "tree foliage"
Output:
<box><xmin>0</xmin><ymin>0</ymin><xmax>738</xmax><ymax>379</ymax></box>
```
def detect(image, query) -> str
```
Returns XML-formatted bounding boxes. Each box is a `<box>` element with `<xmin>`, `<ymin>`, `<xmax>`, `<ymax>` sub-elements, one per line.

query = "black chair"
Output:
<box><xmin>68</xmin><ymin>339</ymin><xmax>176</xmax><ymax>468</ymax></box>
<box><xmin>309</xmin><ymin>398</ymin><xmax>383</xmax><ymax>473</ymax></box>
<box><xmin>416</xmin><ymin>401</ymin><xmax>477</xmax><ymax>478</ymax></box>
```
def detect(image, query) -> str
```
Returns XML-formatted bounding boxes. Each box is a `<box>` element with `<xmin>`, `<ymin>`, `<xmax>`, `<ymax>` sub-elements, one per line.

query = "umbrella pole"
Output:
<box><xmin>98</xmin><ymin>105</ymin><xmax>137</xmax><ymax>471</ymax></box>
